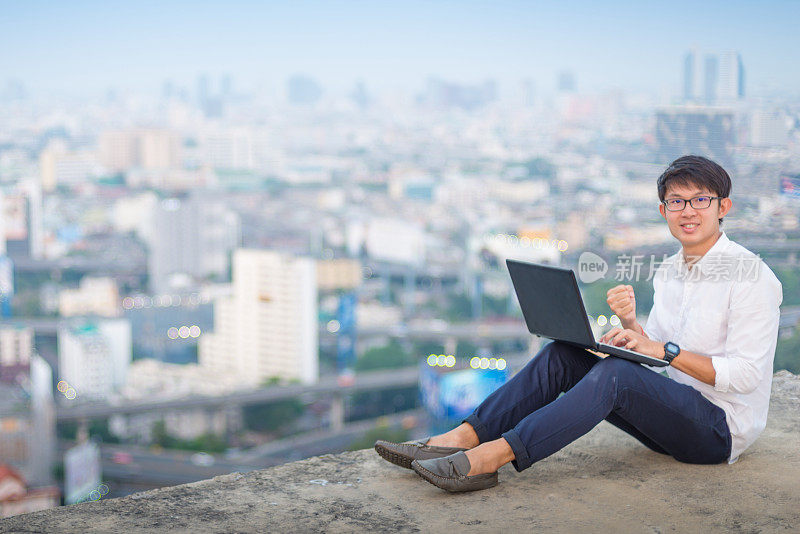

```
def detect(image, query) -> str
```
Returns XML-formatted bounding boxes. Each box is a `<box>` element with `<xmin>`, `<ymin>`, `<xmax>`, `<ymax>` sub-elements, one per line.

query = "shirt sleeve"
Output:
<box><xmin>712</xmin><ymin>263</ymin><xmax>783</xmax><ymax>395</ymax></box>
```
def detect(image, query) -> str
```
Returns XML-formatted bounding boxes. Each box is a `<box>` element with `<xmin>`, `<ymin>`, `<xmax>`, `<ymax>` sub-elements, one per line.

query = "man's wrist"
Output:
<box><xmin>621</xmin><ymin>319</ymin><xmax>641</xmax><ymax>333</ymax></box>
<box><xmin>663</xmin><ymin>341</ymin><xmax>680</xmax><ymax>364</ymax></box>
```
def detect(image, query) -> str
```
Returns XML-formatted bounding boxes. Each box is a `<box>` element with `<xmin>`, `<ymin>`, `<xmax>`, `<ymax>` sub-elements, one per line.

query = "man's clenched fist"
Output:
<box><xmin>606</xmin><ymin>284</ymin><xmax>636</xmax><ymax>328</ymax></box>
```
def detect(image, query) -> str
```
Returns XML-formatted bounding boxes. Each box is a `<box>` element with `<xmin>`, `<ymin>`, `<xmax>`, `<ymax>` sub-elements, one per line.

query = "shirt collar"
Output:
<box><xmin>675</xmin><ymin>232</ymin><xmax>730</xmax><ymax>274</ymax></box>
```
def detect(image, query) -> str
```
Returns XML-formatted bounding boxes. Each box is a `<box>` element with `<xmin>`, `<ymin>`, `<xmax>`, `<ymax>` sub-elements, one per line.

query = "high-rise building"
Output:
<box><xmin>38</xmin><ymin>141</ymin><xmax>101</xmax><ymax>192</ymax></box>
<box><xmin>197</xmin><ymin>74</ymin><xmax>210</xmax><ymax>108</ymax></box>
<box><xmin>0</xmin><ymin>326</ymin><xmax>33</xmax><ymax>384</ymax></box>
<box><xmin>199</xmin><ymin>249</ymin><xmax>318</xmax><ymax>386</ymax></box>
<box><xmin>287</xmin><ymin>75</ymin><xmax>323</xmax><ymax>105</ymax></box>
<box><xmin>0</xmin><ymin>353</ymin><xmax>57</xmax><ymax>493</ymax></box>
<box><xmin>682</xmin><ymin>50</ymin><xmax>697</xmax><ymax>101</ymax></box>
<box><xmin>718</xmin><ymin>50</ymin><xmax>745</xmax><ymax>102</ymax></box>
<box><xmin>557</xmin><ymin>71</ymin><xmax>576</xmax><ymax>93</ymax></box>
<box><xmin>148</xmin><ymin>195</ymin><xmax>240</xmax><ymax>294</ymax></box>
<box><xmin>521</xmin><ymin>78</ymin><xmax>536</xmax><ymax>107</ymax></box>
<box><xmin>682</xmin><ymin>49</ymin><xmax>744</xmax><ymax>104</ymax></box>
<box><xmin>59</xmin><ymin>277</ymin><xmax>120</xmax><ymax>318</ymax></box>
<box><xmin>750</xmin><ymin>108</ymin><xmax>789</xmax><ymax>147</ymax></box>
<box><xmin>202</xmin><ymin>128</ymin><xmax>256</xmax><ymax>170</ymax></box>
<box><xmin>703</xmin><ymin>54</ymin><xmax>718</xmax><ymax>104</ymax></box>
<box><xmin>3</xmin><ymin>181</ymin><xmax>43</xmax><ymax>260</ymax></box>
<box><xmin>221</xmin><ymin>74</ymin><xmax>232</xmax><ymax>99</ymax></box>
<box><xmin>57</xmin><ymin>319</ymin><xmax>131</xmax><ymax>401</ymax></box>
<box><xmin>98</xmin><ymin>129</ymin><xmax>182</xmax><ymax>172</ymax></box>
<box><xmin>423</xmin><ymin>78</ymin><xmax>497</xmax><ymax>110</ymax></box>
<box><xmin>655</xmin><ymin>106</ymin><xmax>735</xmax><ymax>168</ymax></box>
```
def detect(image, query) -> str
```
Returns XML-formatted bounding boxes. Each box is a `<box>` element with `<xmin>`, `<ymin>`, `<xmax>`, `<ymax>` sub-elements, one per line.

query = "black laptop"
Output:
<box><xmin>506</xmin><ymin>259</ymin><xmax>668</xmax><ymax>367</ymax></box>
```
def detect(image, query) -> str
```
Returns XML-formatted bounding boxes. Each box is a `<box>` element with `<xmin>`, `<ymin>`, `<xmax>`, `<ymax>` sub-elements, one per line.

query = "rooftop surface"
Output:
<box><xmin>3</xmin><ymin>371</ymin><xmax>799</xmax><ymax>533</ymax></box>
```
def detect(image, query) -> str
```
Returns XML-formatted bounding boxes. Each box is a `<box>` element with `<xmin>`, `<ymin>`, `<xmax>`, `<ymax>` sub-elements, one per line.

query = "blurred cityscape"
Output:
<box><xmin>1</xmin><ymin>39</ymin><xmax>800</xmax><ymax>517</ymax></box>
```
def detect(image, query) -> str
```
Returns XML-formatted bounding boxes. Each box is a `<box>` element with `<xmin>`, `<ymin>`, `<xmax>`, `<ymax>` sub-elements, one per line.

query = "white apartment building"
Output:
<box><xmin>199</xmin><ymin>249</ymin><xmax>318</xmax><ymax>386</ymax></box>
<box><xmin>0</xmin><ymin>326</ymin><xmax>33</xmax><ymax>370</ymax></box>
<box><xmin>38</xmin><ymin>141</ymin><xmax>101</xmax><ymax>192</ymax></box>
<box><xmin>57</xmin><ymin>319</ymin><xmax>131</xmax><ymax>401</ymax></box>
<box><xmin>59</xmin><ymin>277</ymin><xmax>120</xmax><ymax>318</ymax></box>
<box><xmin>98</xmin><ymin>129</ymin><xmax>182</xmax><ymax>172</ymax></box>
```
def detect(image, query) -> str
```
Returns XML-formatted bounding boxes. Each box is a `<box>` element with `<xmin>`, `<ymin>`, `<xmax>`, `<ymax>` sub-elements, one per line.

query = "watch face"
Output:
<box><xmin>665</xmin><ymin>342</ymin><xmax>679</xmax><ymax>355</ymax></box>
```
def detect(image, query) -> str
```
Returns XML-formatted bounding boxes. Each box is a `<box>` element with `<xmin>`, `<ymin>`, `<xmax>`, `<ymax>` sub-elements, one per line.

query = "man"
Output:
<box><xmin>375</xmin><ymin>155</ymin><xmax>783</xmax><ymax>492</ymax></box>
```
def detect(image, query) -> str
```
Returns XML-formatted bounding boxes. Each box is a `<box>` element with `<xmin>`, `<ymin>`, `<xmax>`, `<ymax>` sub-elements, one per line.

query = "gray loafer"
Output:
<box><xmin>374</xmin><ymin>437</ymin><xmax>467</xmax><ymax>469</ymax></box>
<box><xmin>411</xmin><ymin>451</ymin><xmax>498</xmax><ymax>492</ymax></box>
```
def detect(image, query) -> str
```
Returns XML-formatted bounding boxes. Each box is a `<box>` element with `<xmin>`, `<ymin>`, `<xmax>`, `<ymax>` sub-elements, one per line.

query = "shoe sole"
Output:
<box><xmin>374</xmin><ymin>442</ymin><xmax>414</xmax><ymax>469</ymax></box>
<box><xmin>411</xmin><ymin>461</ymin><xmax>498</xmax><ymax>493</ymax></box>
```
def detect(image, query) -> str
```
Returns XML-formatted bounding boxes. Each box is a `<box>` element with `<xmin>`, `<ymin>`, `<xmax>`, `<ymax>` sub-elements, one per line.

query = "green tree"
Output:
<box><xmin>482</xmin><ymin>294</ymin><xmax>510</xmax><ymax>317</ymax></box>
<box><xmin>445</xmin><ymin>293</ymin><xmax>472</xmax><ymax>321</ymax></box>
<box><xmin>88</xmin><ymin>418</ymin><xmax>120</xmax><ymax>443</ymax></box>
<box><xmin>242</xmin><ymin>399</ymin><xmax>305</xmax><ymax>433</ymax></box>
<box><xmin>456</xmin><ymin>340</ymin><xmax>479</xmax><ymax>361</ymax></box>
<box><xmin>413</xmin><ymin>341</ymin><xmax>446</xmax><ymax>360</ymax></box>
<box><xmin>775</xmin><ymin>329</ymin><xmax>800</xmax><ymax>374</ymax></box>
<box><xmin>349</xmin><ymin>386</ymin><xmax>419</xmax><ymax>421</ymax></box>
<box><xmin>57</xmin><ymin>421</ymin><xmax>78</xmax><ymax>441</ymax></box>
<box><xmin>151</xmin><ymin>420</ymin><xmax>227</xmax><ymax>453</ymax></box>
<box><xmin>348</xmin><ymin>424</ymin><xmax>410</xmax><ymax>451</ymax></box>
<box><xmin>775</xmin><ymin>268</ymin><xmax>800</xmax><ymax>307</ymax></box>
<box><xmin>354</xmin><ymin>340</ymin><xmax>412</xmax><ymax>372</ymax></box>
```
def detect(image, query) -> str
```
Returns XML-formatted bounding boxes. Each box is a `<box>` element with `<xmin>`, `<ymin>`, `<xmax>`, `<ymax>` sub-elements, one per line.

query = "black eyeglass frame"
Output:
<box><xmin>661</xmin><ymin>196</ymin><xmax>724</xmax><ymax>212</ymax></box>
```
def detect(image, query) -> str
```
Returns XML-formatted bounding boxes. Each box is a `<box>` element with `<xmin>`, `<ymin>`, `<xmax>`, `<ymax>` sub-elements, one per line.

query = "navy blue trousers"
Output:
<box><xmin>464</xmin><ymin>342</ymin><xmax>731</xmax><ymax>471</ymax></box>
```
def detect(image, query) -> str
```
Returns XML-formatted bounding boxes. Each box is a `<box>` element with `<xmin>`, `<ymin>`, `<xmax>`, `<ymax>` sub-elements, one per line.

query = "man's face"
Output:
<box><xmin>659</xmin><ymin>182</ymin><xmax>732</xmax><ymax>255</ymax></box>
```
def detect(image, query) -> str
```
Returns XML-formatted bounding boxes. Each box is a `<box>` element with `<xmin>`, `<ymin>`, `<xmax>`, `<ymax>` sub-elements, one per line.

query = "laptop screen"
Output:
<box><xmin>506</xmin><ymin>259</ymin><xmax>596</xmax><ymax>348</ymax></box>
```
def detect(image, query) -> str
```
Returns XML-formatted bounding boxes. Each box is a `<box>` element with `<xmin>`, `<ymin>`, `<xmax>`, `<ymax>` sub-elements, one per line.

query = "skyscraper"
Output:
<box><xmin>148</xmin><ymin>194</ymin><xmax>241</xmax><ymax>294</ymax></box>
<box><xmin>682</xmin><ymin>50</ymin><xmax>696</xmax><ymax>101</ymax></box>
<box><xmin>287</xmin><ymin>75</ymin><xmax>323</xmax><ymax>105</ymax></box>
<box><xmin>199</xmin><ymin>249</ymin><xmax>318</xmax><ymax>386</ymax></box>
<box><xmin>703</xmin><ymin>54</ymin><xmax>718</xmax><ymax>104</ymax></box>
<box><xmin>557</xmin><ymin>71</ymin><xmax>576</xmax><ymax>93</ymax></box>
<box><xmin>682</xmin><ymin>49</ymin><xmax>744</xmax><ymax>104</ymax></box>
<box><xmin>655</xmin><ymin>107</ymin><xmax>735</xmax><ymax>168</ymax></box>
<box><xmin>718</xmin><ymin>51</ymin><xmax>745</xmax><ymax>102</ymax></box>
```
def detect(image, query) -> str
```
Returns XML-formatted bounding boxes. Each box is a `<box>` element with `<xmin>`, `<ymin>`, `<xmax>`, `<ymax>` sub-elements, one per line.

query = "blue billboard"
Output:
<box><xmin>420</xmin><ymin>364</ymin><xmax>509</xmax><ymax>422</ymax></box>
<box><xmin>336</xmin><ymin>292</ymin><xmax>357</xmax><ymax>372</ymax></box>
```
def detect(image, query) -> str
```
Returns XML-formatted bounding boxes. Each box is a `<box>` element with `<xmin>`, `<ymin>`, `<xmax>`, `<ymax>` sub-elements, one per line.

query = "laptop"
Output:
<box><xmin>506</xmin><ymin>259</ymin><xmax>668</xmax><ymax>367</ymax></box>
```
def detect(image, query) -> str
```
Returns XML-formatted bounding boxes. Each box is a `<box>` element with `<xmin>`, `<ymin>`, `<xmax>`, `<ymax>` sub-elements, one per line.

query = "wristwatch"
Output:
<box><xmin>663</xmin><ymin>341</ymin><xmax>680</xmax><ymax>365</ymax></box>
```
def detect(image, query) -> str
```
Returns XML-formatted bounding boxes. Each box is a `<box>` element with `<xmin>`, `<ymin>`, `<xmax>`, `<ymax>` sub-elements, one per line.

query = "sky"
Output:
<box><xmin>1</xmin><ymin>0</ymin><xmax>799</xmax><ymax>98</ymax></box>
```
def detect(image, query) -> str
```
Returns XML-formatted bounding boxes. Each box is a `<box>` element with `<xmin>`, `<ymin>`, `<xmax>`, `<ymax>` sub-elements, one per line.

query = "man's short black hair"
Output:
<box><xmin>657</xmin><ymin>155</ymin><xmax>732</xmax><ymax>224</ymax></box>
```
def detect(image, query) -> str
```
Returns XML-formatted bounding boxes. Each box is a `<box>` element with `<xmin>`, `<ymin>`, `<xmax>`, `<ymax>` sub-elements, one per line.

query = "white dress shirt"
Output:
<box><xmin>643</xmin><ymin>232</ymin><xmax>783</xmax><ymax>463</ymax></box>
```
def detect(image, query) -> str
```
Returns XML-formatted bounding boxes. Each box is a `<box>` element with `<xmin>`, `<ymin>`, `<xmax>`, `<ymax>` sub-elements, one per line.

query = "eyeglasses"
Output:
<box><xmin>662</xmin><ymin>196</ymin><xmax>723</xmax><ymax>212</ymax></box>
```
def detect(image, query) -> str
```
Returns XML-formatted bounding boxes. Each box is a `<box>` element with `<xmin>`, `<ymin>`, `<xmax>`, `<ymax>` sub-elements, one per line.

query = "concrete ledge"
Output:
<box><xmin>4</xmin><ymin>371</ymin><xmax>800</xmax><ymax>533</ymax></box>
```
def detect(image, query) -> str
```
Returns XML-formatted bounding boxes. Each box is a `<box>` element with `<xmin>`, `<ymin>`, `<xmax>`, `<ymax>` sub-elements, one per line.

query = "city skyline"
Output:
<box><xmin>2</xmin><ymin>0</ymin><xmax>800</xmax><ymax>98</ymax></box>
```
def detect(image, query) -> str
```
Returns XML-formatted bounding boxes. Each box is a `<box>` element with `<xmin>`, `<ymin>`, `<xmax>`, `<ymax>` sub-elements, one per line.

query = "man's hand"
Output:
<box><xmin>599</xmin><ymin>328</ymin><xmax>664</xmax><ymax>360</ymax></box>
<box><xmin>606</xmin><ymin>285</ymin><xmax>640</xmax><ymax>332</ymax></box>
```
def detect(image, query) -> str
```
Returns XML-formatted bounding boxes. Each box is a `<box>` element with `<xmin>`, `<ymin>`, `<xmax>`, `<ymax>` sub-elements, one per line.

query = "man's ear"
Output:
<box><xmin>659</xmin><ymin>203</ymin><xmax>666</xmax><ymax>219</ymax></box>
<box><xmin>718</xmin><ymin>197</ymin><xmax>732</xmax><ymax>219</ymax></box>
